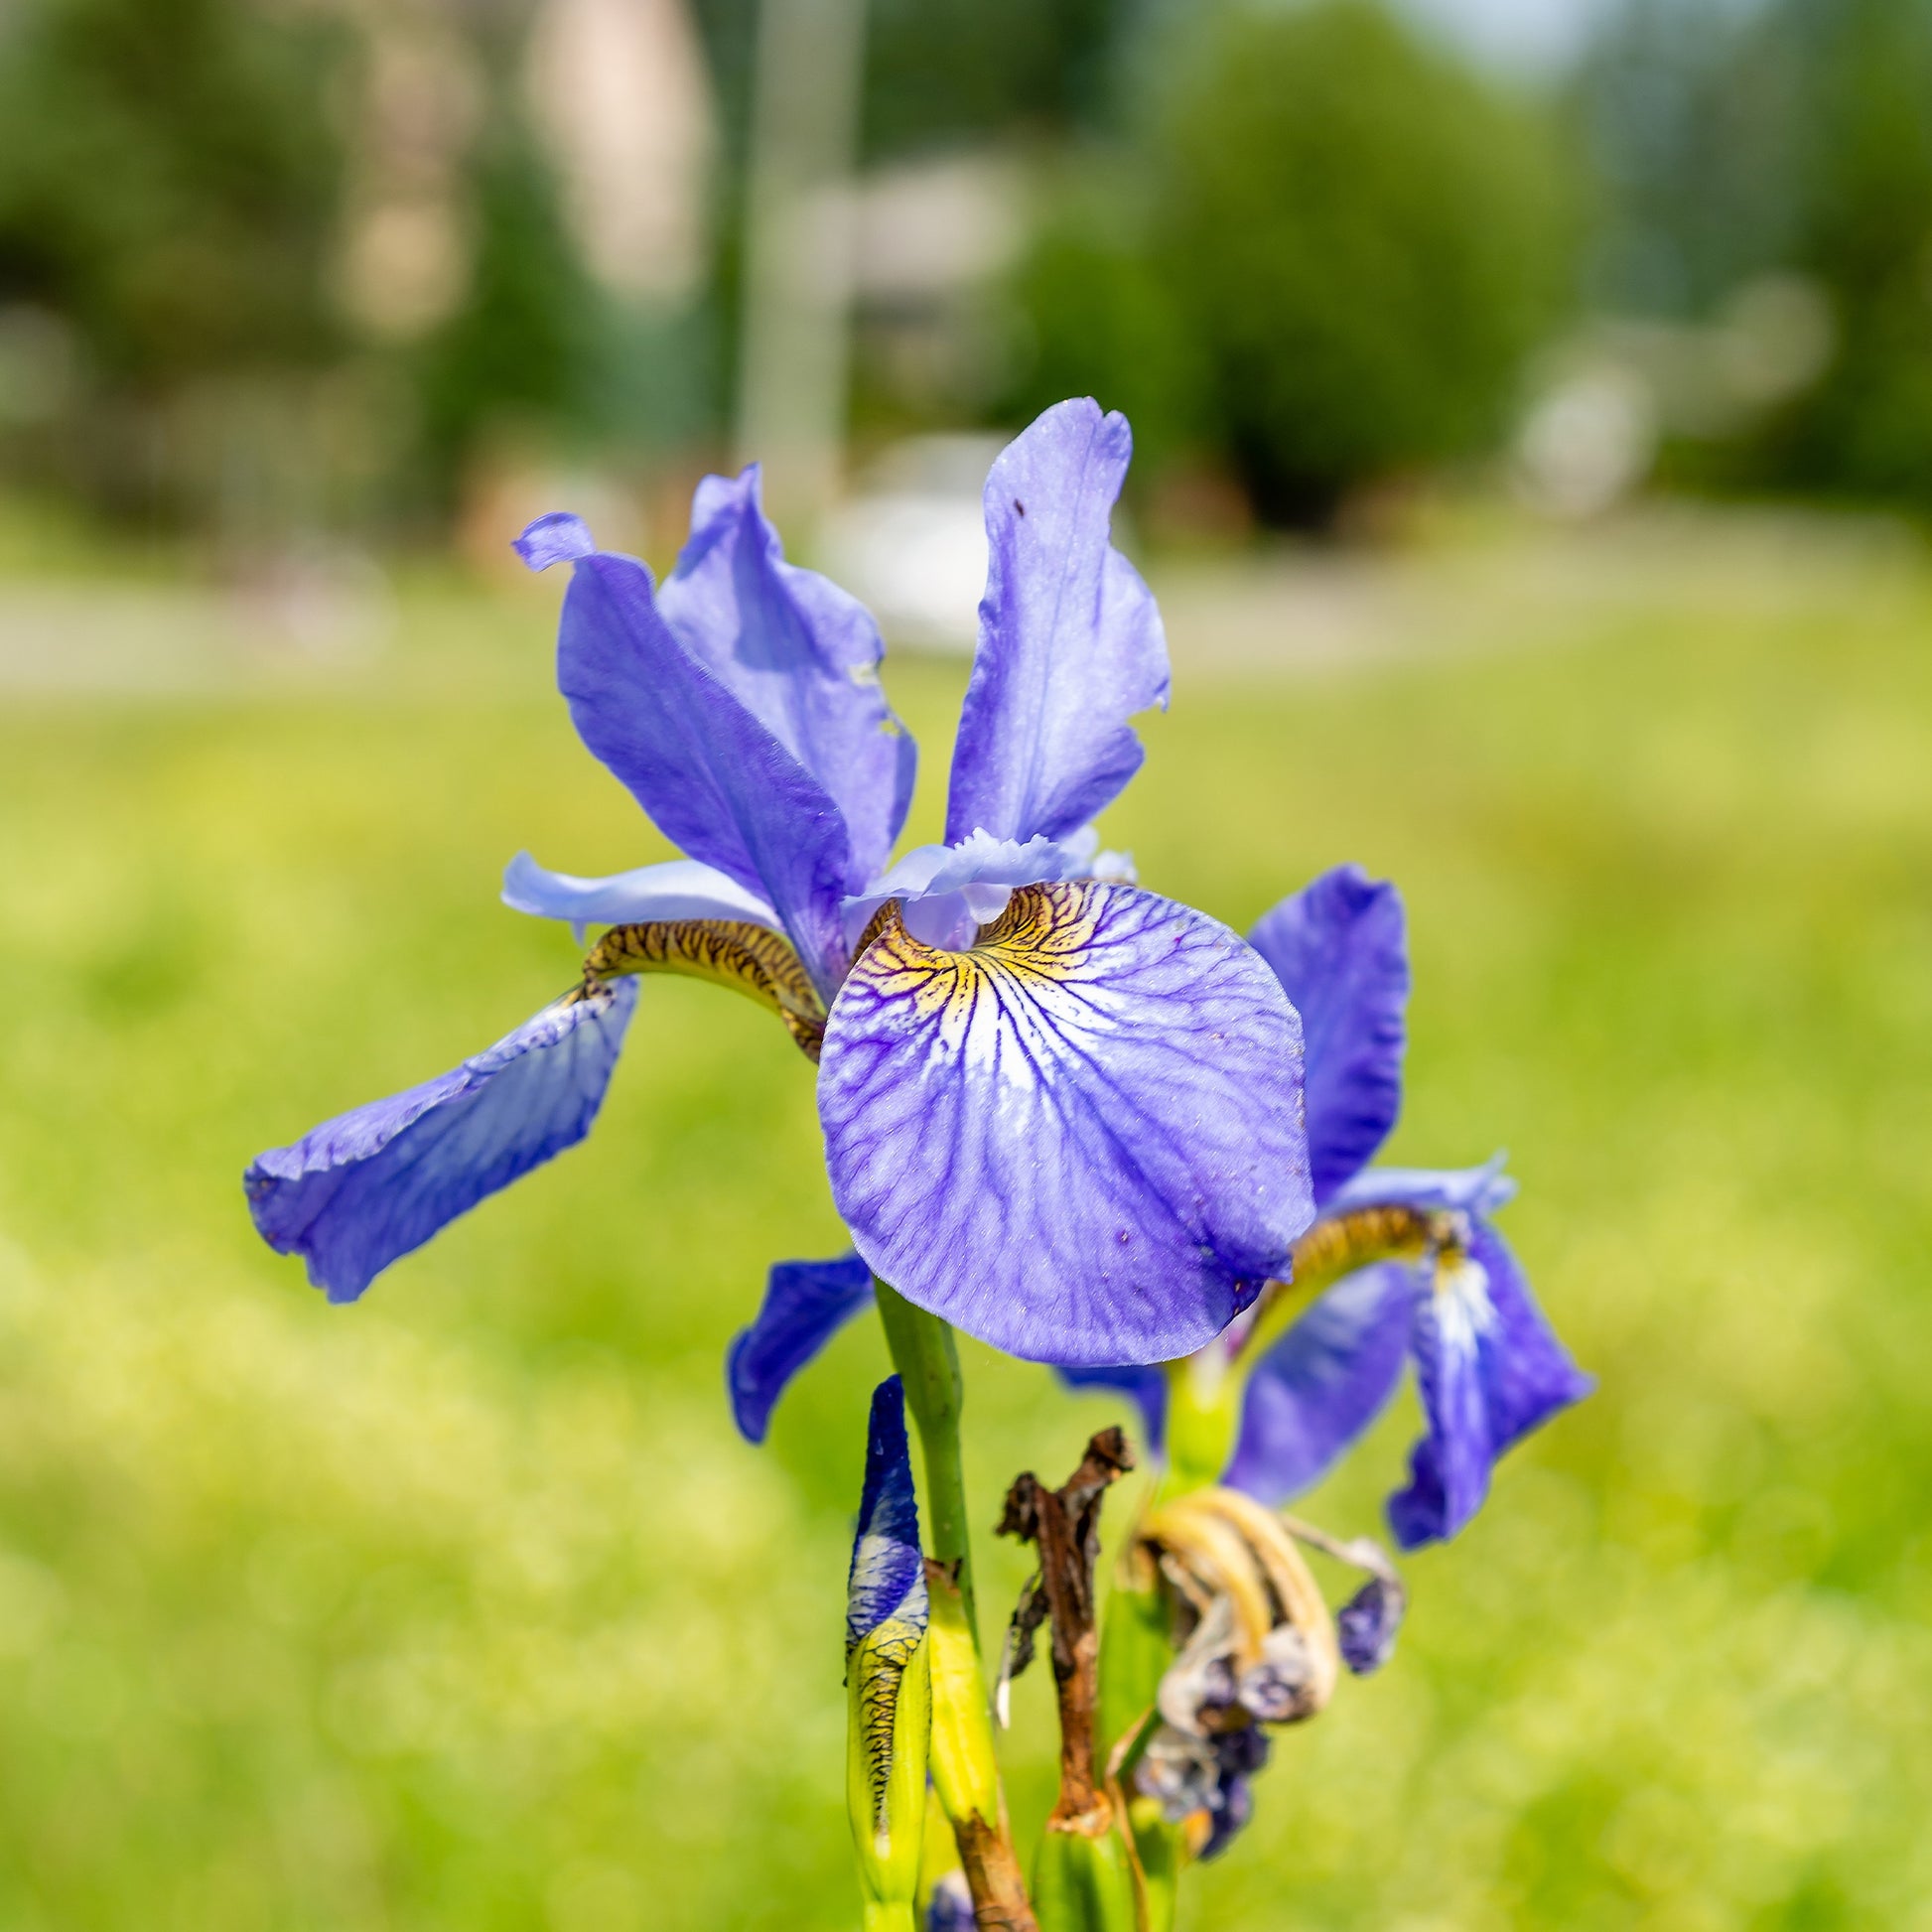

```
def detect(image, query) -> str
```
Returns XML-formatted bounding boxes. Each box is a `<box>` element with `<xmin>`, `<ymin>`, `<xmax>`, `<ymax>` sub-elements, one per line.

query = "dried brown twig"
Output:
<box><xmin>997</xmin><ymin>1428</ymin><xmax>1136</xmax><ymax>1837</ymax></box>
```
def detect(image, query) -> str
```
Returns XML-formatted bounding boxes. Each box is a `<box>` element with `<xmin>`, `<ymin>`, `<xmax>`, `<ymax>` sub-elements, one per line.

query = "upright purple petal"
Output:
<box><xmin>1248</xmin><ymin>867</ymin><xmax>1408</xmax><ymax>1205</ymax></box>
<box><xmin>726</xmin><ymin>1252</ymin><xmax>876</xmax><ymax>1444</ymax></box>
<box><xmin>944</xmin><ymin>400</ymin><xmax>1169</xmax><ymax>847</ymax></box>
<box><xmin>245</xmin><ymin>980</ymin><xmax>638</xmax><ymax>1304</ymax></box>
<box><xmin>1055</xmin><ymin>1362</ymin><xmax>1170</xmax><ymax>1453</ymax></box>
<box><xmin>658</xmin><ymin>468</ymin><xmax>917</xmax><ymax>884</ymax></box>
<box><xmin>818</xmin><ymin>882</ymin><xmax>1313</xmax><ymax>1365</ymax></box>
<box><xmin>519</xmin><ymin>515</ymin><xmax>852</xmax><ymax>997</ymax></box>
<box><xmin>1387</xmin><ymin>1224</ymin><xmax>1591</xmax><ymax>1548</ymax></box>
<box><xmin>1223</xmin><ymin>1263</ymin><xmax>1417</xmax><ymax>1504</ymax></box>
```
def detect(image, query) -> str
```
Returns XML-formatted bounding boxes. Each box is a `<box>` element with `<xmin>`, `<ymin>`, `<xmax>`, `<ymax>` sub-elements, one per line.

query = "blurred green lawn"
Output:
<box><xmin>3</xmin><ymin>524</ymin><xmax>1932</xmax><ymax>1931</ymax></box>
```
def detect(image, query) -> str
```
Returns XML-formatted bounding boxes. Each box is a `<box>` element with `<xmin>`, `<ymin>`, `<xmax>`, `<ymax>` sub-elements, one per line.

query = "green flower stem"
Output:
<box><xmin>874</xmin><ymin>1280</ymin><xmax>980</xmax><ymax>1651</ymax></box>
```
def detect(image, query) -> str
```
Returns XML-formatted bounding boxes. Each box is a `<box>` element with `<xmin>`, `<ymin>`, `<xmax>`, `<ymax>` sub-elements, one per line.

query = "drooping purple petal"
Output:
<box><xmin>818</xmin><ymin>882</ymin><xmax>1313</xmax><ymax>1365</ymax></box>
<box><xmin>1247</xmin><ymin>866</ymin><xmax>1408</xmax><ymax>1205</ymax></box>
<box><xmin>245</xmin><ymin>980</ymin><xmax>639</xmax><ymax>1304</ymax></box>
<box><xmin>843</xmin><ymin>830</ymin><xmax>1087</xmax><ymax>952</ymax></box>
<box><xmin>726</xmin><ymin>1252</ymin><xmax>876</xmax><ymax>1444</ymax></box>
<box><xmin>847</xmin><ymin>1376</ymin><xmax>927</xmax><ymax>1650</ymax></box>
<box><xmin>1222</xmin><ymin>1262</ymin><xmax>1417</xmax><ymax>1504</ymax></box>
<box><xmin>1386</xmin><ymin>1223</ymin><xmax>1591</xmax><ymax>1548</ymax></box>
<box><xmin>502</xmin><ymin>851</ymin><xmax>783</xmax><ymax>941</ymax></box>
<box><xmin>944</xmin><ymin>400</ymin><xmax>1169</xmax><ymax>847</ymax></box>
<box><xmin>658</xmin><ymin>468</ymin><xmax>917</xmax><ymax>884</ymax></box>
<box><xmin>518</xmin><ymin>513</ymin><xmax>852</xmax><ymax>998</ymax></box>
<box><xmin>1055</xmin><ymin>1362</ymin><xmax>1170</xmax><ymax>1454</ymax></box>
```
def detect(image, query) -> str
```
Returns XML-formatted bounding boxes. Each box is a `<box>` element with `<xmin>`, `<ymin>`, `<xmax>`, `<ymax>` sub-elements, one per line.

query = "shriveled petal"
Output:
<box><xmin>517</xmin><ymin>513</ymin><xmax>852</xmax><ymax>997</ymax></box>
<box><xmin>1387</xmin><ymin>1223</ymin><xmax>1592</xmax><ymax>1548</ymax></box>
<box><xmin>818</xmin><ymin>882</ymin><xmax>1314</xmax><ymax>1365</ymax></box>
<box><xmin>944</xmin><ymin>400</ymin><xmax>1169</xmax><ymax>847</ymax></box>
<box><xmin>1054</xmin><ymin>1362</ymin><xmax>1170</xmax><ymax>1454</ymax></box>
<box><xmin>1248</xmin><ymin>866</ymin><xmax>1408</xmax><ymax>1205</ymax></box>
<box><xmin>502</xmin><ymin>851</ymin><xmax>783</xmax><ymax>940</ymax></box>
<box><xmin>245</xmin><ymin>980</ymin><xmax>638</xmax><ymax>1304</ymax></box>
<box><xmin>1223</xmin><ymin>1262</ymin><xmax>1417</xmax><ymax>1504</ymax></box>
<box><xmin>659</xmin><ymin>468</ymin><xmax>916</xmax><ymax>883</ymax></box>
<box><xmin>1327</xmin><ymin>1154</ymin><xmax>1516</xmax><ymax>1222</ymax></box>
<box><xmin>848</xmin><ymin>1376</ymin><xmax>928</xmax><ymax>1649</ymax></box>
<box><xmin>843</xmin><ymin>829</ymin><xmax>1086</xmax><ymax>951</ymax></box>
<box><xmin>726</xmin><ymin>1252</ymin><xmax>876</xmax><ymax>1444</ymax></box>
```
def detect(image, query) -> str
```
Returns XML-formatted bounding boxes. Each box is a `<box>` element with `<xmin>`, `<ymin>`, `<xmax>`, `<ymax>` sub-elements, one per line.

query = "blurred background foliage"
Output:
<box><xmin>3</xmin><ymin>0</ymin><xmax>1932</xmax><ymax>540</ymax></box>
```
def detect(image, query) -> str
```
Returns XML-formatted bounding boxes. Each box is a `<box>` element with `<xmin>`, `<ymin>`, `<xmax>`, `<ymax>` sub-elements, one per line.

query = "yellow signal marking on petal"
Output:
<box><xmin>852</xmin><ymin>886</ymin><xmax>1117</xmax><ymax>1075</ymax></box>
<box><xmin>572</xmin><ymin>917</ymin><xmax>826</xmax><ymax>1059</ymax></box>
<box><xmin>853</xmin><ymin>1611</ymin><xmax>926</xmax><ymax>1830</ymax></box>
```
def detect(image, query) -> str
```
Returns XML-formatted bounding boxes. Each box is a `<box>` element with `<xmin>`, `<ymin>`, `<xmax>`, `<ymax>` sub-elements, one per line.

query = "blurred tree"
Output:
<box><xmin>412</xmin><ymin>117</ymin><xmax>603</xmax><ymax>511</ymax></box>
<box><xmin>1575</xmin><ymin>0</ymin><xmax>1804</xmax><ymax>318</ymax></box>
<box><xmin>0</xmin><ymin>0</ymin><xmax>347</xmax><ymax>388</ymax></box>
<box><xmin>1759</xmin><ymin>0</ymin><xmax>1932</xmax><ymax>505</ymax></box>
<box><xmin>1147</xmin><ymin>0</ymin><xmax>1575</xmax><ymax>526</ymax></box>
<box><xmin>1583</xmin><ymin>0</ymin><xmax>1932</xmax><ymax>510</ymax></box>
<box><xmin>690</xmin><ymin>0</ymin><xmax>1134</xmax><ymax>165</ymax></box>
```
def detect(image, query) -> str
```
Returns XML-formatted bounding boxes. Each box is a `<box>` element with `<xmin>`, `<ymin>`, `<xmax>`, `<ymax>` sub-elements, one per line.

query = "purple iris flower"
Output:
<box><xmin>1063</xmin><ymin>864</ymin><xmax>1591</xmax><ymax>1547</ymax></box>
<box><xmin>244</xmin><ymin>399</ymin><xmax>1313</xmax><ymax>1369</ymax></box>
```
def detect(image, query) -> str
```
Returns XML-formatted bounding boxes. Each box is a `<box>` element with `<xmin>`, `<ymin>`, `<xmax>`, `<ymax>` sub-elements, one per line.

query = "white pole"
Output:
<box><xmin>734</xmin><ymin>0</ymin><xmax>868</xmax><ymax>537</ymax></box>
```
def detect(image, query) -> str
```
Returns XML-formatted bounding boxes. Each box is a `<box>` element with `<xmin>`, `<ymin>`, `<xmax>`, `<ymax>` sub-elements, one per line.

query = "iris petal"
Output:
<box><xmin>1387</xmin><ymin>1223</ymin><xmax>1592</xmax><ymax>1548</ymax></box>
<box><xmin>1248</xmin><ymin>866</ymin><xmax>1408</xmax><ymax>1205</ymax></box>
<box><xmin>842</xmin><ymin>829</ymin><xmax>1086</xmax><ymax>951</ymax></box>
<box><xmin>944</xmin><ymin>400</ymin><xmax>1169</xmax><ymax>847</ymax></box>
<box><xmin>244</xmin><ymin>979</ymin><xmax>638</xmax><ymax>1304</ymax></box>
<box><xmin>519</xmin><ymin>515</ymin><xmax>853</xmax><ymax>997</ymax></box>
<box><xmin>848</xmin><ymin>1376</ymin><xmax>928</xmax><ymax>1648</ymax></box>
<box><xmin>1327</xmin><ymin>1155</ymin><xmax>1516</xmax><ymax>1221</ymax></box>
<box><xmin>658</xmin><ymin>467</ymin><xmax>916</xmax><ymax>884</ymax></box>
<box><xmin>1222</xmin><ymin>1262</ymin><xmax>1417</xmax><ymax>1504</ymax></box>
<box><xmin>502</xmin><ymin>852</ymin><xmax>783</xmax><ymax>939</ymax></box>
<box><xmin>818</xmin><ymin>882</ymin><xmax>1313</xmax><ymax>1365</ymax></box>
<box><xmin>726</xmin><ymin>1252</ymin><xmax>876</xmax><ymax>1444</ymax></box>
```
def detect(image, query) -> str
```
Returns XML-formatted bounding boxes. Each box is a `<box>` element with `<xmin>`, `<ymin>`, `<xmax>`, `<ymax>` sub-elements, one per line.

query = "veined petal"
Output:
<box><xmin>245</xmin><ymin>980</ymin><xmax>638</xmax><ymax>1304</ymax></box>
<box><xmin>1248</xmin><ymin>866</ymin><xmax>1408</xmax><ymax>1205</ymax></box>
<box><xmin>726</xmin><ymin>1252</ymin><xmax>876</xmax><ymax>1444</ymax></box>
<box><xmin>1222</xmin><ymin>1262</ymin><xmax>1417</xmax><ymax>1505</ymax></box>
<box><xmin>579</xmin><ymin>916</ymin><xmax>826</xmax><ymax>1057</ymax></box>
<box><xmin>517</xmin><ymin>513</ymin><xmax>852</xmax><ymax>998</ymax></box>
<box><xmin>502</xmin><ymin>852</ymin><xmax>783</xmax><ymax>940</ymax></box>
<box><xmin>1055</xmin><ymin>1362</ymin><xmax>1169</xmax><ymax>1454</ymax></box>
<box><xmin>659</xmin><ymin>467</ymin><xmax>916</xmax><ymax>883</ymax></box>
<box><xmin>1387</xmin><ymin>1223</ymin><xmax>1592</xmax><ymax>1548</ymax></box>
<box><xmin>944</xmin><ymin>400</ymin><xmax>1170</xmax><ymax>847</ymax></box>
<box><xmin>819</xmin><ymin>882</ymin><xmax>1314</xmax><ymax>1365</ymax></box>
<box><xmin>1328</xmin><ymin>1155</ymin><xmax>1517</xmax><ymax>1221</ymax></box>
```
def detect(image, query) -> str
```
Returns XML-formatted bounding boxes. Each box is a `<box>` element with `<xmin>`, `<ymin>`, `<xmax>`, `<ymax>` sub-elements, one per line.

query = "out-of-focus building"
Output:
<box><xmin>523</xmin><ymin>0</ymin><xmax>716</xmax><ymax>305</ymax></box>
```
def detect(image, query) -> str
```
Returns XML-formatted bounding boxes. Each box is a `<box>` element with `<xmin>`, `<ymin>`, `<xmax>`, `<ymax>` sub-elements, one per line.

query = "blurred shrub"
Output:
<box><xmin>1581</xmin><ymin>0</ymin><xmax>1932</xmax><ymax>512</ymax></box>
<box><xmin>1010</xmin><ymin>2</ymin><xmax>1576</xmax><ymax>527</ymax></box>
<box><xmin>1003</xmin><ymin>180</ymin><xmax>1208</xmax><ymax>483</ymax></box>
<box><xmin>1756</xmin><ymin>0</ymin><xmax>1932</xmax><ymax>507</ymax></box>
<box><xmin>1155</xmin><ymin>1</ymin><xmax>1574</xmax><ymax>525</ymax></box>
<box><xmin>0</xmin><ymin>0</ymin><xmax>346</xmax><ymax>399</ymax></box>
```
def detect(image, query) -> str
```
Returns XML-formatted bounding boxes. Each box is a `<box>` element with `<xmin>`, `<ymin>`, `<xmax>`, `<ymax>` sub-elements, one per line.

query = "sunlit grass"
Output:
<box><xmin>2</xmin><ymin>526</ymin><xmax>1930</xmax><ymax>1928</ymax></box>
